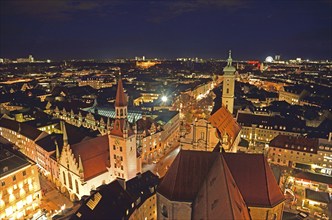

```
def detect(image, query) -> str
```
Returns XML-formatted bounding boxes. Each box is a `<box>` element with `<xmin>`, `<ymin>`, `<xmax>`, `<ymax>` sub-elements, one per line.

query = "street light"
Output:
<box><xmin>161</xmin><ymin>96</ymin><xmax>168</xmax><ymax>102</ymax></box>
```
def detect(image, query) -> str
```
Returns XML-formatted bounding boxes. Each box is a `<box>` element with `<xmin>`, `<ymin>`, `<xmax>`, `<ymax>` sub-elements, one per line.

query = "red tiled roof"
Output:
<box><xmin>157</xmin><ymin>150</ymin><xmax>219</xmax><ymax>202</ymax></box>
<box><xmin>70</xmin><ymin>135</ymin><xmax>110</xmax><ymax>181</ymax></box>
<box><xmin>192</xmin><ymin>155</ymin><xmax>251</xmax><ymax>220</ymax></box>
<box><xmin>208</xmin><ymin>106</ymin><xmax>241</xmax><ymax>145</ymax></box>
<box><xmin>223</xmin><ymin>153</ymin><xmax>285</xmax><ymax>207</ymax></box>
<box><xmin>115</xmin><ymin>78</ymin><xmax>127</xmax><ymax>107</ymax></box>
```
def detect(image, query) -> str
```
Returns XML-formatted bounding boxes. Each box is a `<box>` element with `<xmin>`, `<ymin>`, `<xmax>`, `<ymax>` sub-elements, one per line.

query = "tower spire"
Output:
<box><xmin>78</xmin><ymin>155</ymin><xmax>84</xmax><ymax>180</ymax></box>
<box><xmin>62</xmin><ymin>121</ymin><xmax>68</xmax><ymax>146</ymax></box>
<box><xmin>115</xmin><ymin>77</ymin><xmax>127</xmax><ymax>107</ymax></box>
<box><xmin>55</xmin><ymin>140</ymin><xmax>60</xmax><ymax>160</ymax></box>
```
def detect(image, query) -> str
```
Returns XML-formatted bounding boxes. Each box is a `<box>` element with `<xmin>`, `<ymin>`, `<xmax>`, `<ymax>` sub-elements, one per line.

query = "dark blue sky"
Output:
<box><xmin>0</xmin><ymin>0</ymin><xmax>331</xmax><ymax>60</ymax></box>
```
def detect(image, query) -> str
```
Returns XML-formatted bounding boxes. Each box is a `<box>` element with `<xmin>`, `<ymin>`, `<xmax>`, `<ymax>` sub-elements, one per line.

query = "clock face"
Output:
<box><xmin>115</xmin><ymin>138</ymin><xmax>120</xmax><ymax>145</ymax></box>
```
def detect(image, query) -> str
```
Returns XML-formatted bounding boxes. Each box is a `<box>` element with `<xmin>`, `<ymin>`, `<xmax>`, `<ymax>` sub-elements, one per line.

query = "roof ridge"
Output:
<box><xmin>220</xmin><ymin>156</ymin><xmax>235</xmax><ymax>219</ymax></box>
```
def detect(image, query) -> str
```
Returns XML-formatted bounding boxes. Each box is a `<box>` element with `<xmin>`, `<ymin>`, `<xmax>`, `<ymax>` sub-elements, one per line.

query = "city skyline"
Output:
<box><xmin>1</xmin><ymin>0</ymin><xmax>331</xmax><ymax>60</ymax></box>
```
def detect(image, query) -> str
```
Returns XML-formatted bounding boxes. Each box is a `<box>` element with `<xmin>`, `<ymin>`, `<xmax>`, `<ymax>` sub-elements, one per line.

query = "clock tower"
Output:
<box><xmin>108</xmin><ymin>76</ymin><xmax>140</xmax><ymax>180</ymax></box>
<box><xmin>222</xmin><ymin>50</ymin><xmax>236</xmax><ymax>114</ymax></box>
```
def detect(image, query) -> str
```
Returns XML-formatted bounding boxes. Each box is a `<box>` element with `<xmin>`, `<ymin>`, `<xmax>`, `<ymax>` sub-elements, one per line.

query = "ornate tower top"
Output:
<box><xmin>227</xmin><ymin>50</ymin><xmax>232</xmax><ymax>66</ymax></box>
<box><xmin>223</xmin><ymin>50</ymin><xmax>236</xmax><ymax>74</ymax></box>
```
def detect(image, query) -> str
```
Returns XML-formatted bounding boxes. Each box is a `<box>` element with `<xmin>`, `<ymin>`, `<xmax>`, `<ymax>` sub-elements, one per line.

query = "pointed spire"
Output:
<box><xmin>227</xmin><ymin>50</ymin><xmax>232</xmax><ymax>66</ymax></box>
<box><xmin>78</xmin><ymin>155</ymin><xmax>84</xmax><ymax>181</ymax></box>
<box><xmin>78</xmin><ymin>155</ymin><xmax>84</xmax><ymax>173</ymax></box>
<box><xmin>55</xmin><ymin>140</ymin><xmax>60</xmax><ymax>160</ymax></box>
<box><xmin>115</xmin><ymin>77</ymin><xmax>127</xmax><ymax>107</ymax></box>
<box><xmin>62</xmin><ymin>121</ymin><xmax>68</xmax><ymax>146</ymax></box>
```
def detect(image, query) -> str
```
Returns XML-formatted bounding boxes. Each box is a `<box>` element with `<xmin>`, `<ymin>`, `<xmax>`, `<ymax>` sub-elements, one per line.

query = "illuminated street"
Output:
<box><xmin>39</xmin><ymin>174</ymin><xmax>73</xmax><ymax>217</ymax></box>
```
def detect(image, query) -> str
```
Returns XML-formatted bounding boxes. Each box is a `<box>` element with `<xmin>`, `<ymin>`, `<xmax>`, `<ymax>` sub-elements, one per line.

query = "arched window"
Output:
<box><xmin>63</xmin><ymin>172</ymin><xmax>66</xmax><ymax>185</ymax></box>
<box><xmin>226</xmin><ymin>88</ymin><xmax>229</xmax><ymax>94</ymax></box>
<box><xmin>75</xmin><ymin>179</ymin><xmax>79</xmax><ymax>194</ymax></box>
<box><xmin>68</xmin><ymin>173</ymin><xmax>73</xmax><ymax>190</ymax></box>
<box><xmin>120</xmin><ymin>109</ymin><xmax>123</xmax><ymax>116</ymax></box>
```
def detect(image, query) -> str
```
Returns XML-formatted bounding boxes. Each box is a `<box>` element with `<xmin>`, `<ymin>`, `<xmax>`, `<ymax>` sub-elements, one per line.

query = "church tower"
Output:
<box><xmin>109</xmin><ymin>76</ymin><xmax>140</xmax><ymax>180</ymax></box>
<box><xmin>222</xmin><ymin>50</ymin><xmax>236</xmax><ymax>114</ymax></box>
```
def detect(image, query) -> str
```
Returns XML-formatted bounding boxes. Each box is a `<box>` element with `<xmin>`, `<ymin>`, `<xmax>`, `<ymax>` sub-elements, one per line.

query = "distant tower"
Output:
<box><xmin>222</xmin><ymin>50</ymin><xmax>236</xmax><ymax>114</ymax></box>
<box><xmin>28</xmin><ymin>55</ymin><xmax>34</xmax><ymax>63</ymax></box>
<box><xmin>108</xmin><ymin>76</ymin><xmax>140</xmax><ymax>180</ymax></box>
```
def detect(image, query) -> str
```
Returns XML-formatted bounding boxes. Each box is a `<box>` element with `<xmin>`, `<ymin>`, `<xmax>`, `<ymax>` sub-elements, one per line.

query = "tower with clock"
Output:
<box><xmin>108</xmin><ymin>76</ymin><xmax>141</xmax><ymax>180</ymax></box>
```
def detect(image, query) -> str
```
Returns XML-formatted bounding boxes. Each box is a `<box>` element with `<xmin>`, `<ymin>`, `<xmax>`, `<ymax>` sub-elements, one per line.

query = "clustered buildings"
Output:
<box><xmin>0</xmin><ymin>53</ymin><xmax>331</xmax><ymax>219</ymax></box>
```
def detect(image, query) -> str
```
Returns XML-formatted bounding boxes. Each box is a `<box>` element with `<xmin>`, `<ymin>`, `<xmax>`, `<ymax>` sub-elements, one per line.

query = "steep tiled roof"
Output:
<box><xmin>208</xmin><ymin>106</ymin><xmax>241</xmax><ymax>145</ymax></box>
<box><xmin>192</xmin><ymin>155</ymin><xmax>251</xmax><ymax>220</ymax></box>
<box><xmin>223</xmin><ymin>153</ymin><xmax>285</xmax><ymax>207</ymax></box>
<box><xmin>157</xmin><ymin>150</ymin><xmax>219</xmax><ymax>202</ymax></box>
<box><xmin>70</xmin><ymin>135</ymin><xmax>109</xmax><ymax>181</ymax></box>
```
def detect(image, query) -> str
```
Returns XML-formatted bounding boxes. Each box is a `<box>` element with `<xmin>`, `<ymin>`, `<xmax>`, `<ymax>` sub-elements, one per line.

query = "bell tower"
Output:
<box><xmin>109</xmin><ymin>76</ymin><xmax>140</xmax><ymax>181</ymax></box>
<box><xmin>222</xmin><ymin>50</ymin><xmax>236</xmax><ymax>114</ymax></box>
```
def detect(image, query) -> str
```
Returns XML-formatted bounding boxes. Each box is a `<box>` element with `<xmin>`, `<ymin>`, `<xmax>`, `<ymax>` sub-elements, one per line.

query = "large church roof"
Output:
<box><xmin>223</xmin><ymin>153</ymin><xmax>285</xmax><ymax>207</ymax></box>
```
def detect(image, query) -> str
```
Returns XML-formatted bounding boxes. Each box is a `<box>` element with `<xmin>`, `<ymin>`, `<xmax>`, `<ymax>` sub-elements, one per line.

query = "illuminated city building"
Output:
<box><xmin>136</xmin><ymin>60</ymin><xmax>161</xmax><ymax>69</ymax></box>
<box><xmin>222</xmin><ymin>50</ymin><xmax>236</xmax><ymax>114</ymax></box>
<box><xmin>0</xmin><ymin>117</ymin><xmax>62</xmax><ymax>183</ymax></box>
<box><xmin>180</xmin><ymin>105</ymin><xmax>241</xmax><ymax>152</ymax></box>
<box><xmin>157</xmin><ymin>150</ymin><xmax>284</xmax><ymax>220</ymax></box>
<box><xmin>237</xmin><ymin>111</ymin><xmax>305</xmax><ymax>149</ymax></box>
<box><xmin>0</xmin><ymin>146</ymin><xmax>41</xmax><ymax>219</ymax></box>
<box><xmin>278</xmin><ymin>86</ymin><xmax>309</xmax><ymax>105</ymax></box>
<box><xmin>58</xmin><ymin>122</ymin><xmax>111</xmax><ymax>200</ymax></box>
<box><xmin>78</xmin><ymin>76</ymin><xmax>114</xmax><ymax>89</ymax></box>
<box><xmin>268</xmin><ymin>134</ymin><xmax>332</xmax><ymax>175</ymax></box>
<box><xmin>180</xmin><ymin>118</ymin><xmax>219</xmax><ymax>152</ymax></box>
<box><xmin>108</xmin><ymin>77</ymin><xmax>142</xmax><ymax>180</ymax></box>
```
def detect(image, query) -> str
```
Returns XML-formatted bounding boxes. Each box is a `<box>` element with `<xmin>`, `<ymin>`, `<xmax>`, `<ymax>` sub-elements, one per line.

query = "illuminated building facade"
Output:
<box><xmin>268</xmin><ymin>134</ymin><xmax>332</xmax><ymax>175</ymax></box>
<box><xmin>108</xmin><ymin>77</ymin><xmax>141</xmax><ymax>180</ymax></box>
<box><xmin>237</xmin><ymin>111</ymin><xmax>304</xmax><ymax>148</ymax></box>
<box><xmin>0</xmin><ymin>146</ymin><xmax>41</xmax><ymax>219</ymax></box>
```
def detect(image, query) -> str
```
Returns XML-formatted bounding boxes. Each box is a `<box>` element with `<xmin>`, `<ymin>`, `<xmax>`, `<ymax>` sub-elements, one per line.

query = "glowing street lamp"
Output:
<box><xmin>161</xmin><ymin>96</ymin><xmax>168</xmax><ymax>102</ymax></box>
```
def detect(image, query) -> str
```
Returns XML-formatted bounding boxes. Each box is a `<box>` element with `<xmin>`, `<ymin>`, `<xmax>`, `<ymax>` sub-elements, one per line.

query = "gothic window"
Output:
<box><xmin>75</xmin><ymin>179</ymin><xmax>79</xmax><ymax>194</ymax></box>
<box><xmin>63</xmin><ymin>172</ymin><xmax>66</xmax><ymax>185</ymax></box>
<box><xmin>68</xmin><ymin>173</ymin><xmax>73</xmax><ymax>190</ymax></box>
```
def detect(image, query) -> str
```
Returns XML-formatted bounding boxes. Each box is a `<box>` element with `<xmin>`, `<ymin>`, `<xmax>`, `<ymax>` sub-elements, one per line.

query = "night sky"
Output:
<box><xmin>0</xmin><ymin>0</ymin><xmax>331</xmax><ymax>61</ymax></box>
